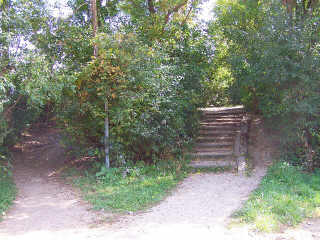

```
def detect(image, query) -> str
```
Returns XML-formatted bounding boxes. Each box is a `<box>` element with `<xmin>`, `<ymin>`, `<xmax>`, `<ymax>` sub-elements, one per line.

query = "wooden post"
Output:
<box><xmin>104</xmin><ymin>101</ymin><xmax>110</xmax><ymax>168</ymax></box>
<box><xmin>234</xmin><ymin>115</ymin><xmax>250</xmax><ymax>173</ymax></box>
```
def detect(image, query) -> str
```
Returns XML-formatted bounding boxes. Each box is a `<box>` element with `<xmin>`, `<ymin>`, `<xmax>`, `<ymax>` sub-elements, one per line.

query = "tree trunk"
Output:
<box><xmin>90</xmin><ymin>0</ymin><xmax>110</xmax><ymax>168</ymax></box>
<box><xmin>91</xmin><ymin>0</ymin><xmax>98</xmax><ymax>56</ymax></box>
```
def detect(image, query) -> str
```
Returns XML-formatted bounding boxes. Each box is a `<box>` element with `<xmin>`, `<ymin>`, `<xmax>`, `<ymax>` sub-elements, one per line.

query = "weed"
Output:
<box><xmin>0</xmin><ymin>152</ymin><xmax>16</xmax><ymax>221</ymax></box>
<box><xmin>233</xmin><ymin>162</ymin><xmax>320</xmax><ymax>232</ymax></box>
<box><xmin>0</xmin><ymin>175</ymin><xmax>16</xmax><ymax>221</ymax></box>
<box><xmin>66</xmin><ymin>161</ymin><xmax>187</xmax><ymax>213</ymax></box>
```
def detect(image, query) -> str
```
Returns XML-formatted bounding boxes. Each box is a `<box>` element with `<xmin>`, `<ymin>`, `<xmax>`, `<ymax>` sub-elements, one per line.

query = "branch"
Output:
<box><xmin>181</xmin><ymin>5</ymin><xmax>192</xmax><ymax>25</ymax></box>
<box><xmin>74</xmin><ymin>2</ymin><xmax>89</xmax><ymax>14</ymax></box>
<box><xmin>148</xmin><ymin>0</ymin><xmax>156</xmax><ymax>14</ymax></box>
<box><xmin>3</xmin><ymin>95</ymin><xmax>23</xmax><ymax>118</ymax></box>
<box><xmin>165</xmin><ymin>0</ymin><xmax>188</xmax><ymax>24</ymax></box>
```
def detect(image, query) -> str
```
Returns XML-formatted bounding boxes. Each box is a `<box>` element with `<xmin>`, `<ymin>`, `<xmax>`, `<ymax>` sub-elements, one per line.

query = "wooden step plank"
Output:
<box><xmin>192</xmin><ymin>153</ymin><xmax>234</xmax><ymax>161</ymax></box>
<box><xmin>189</xmin><ymin>160</ymin><xmax>236</xmax><ymax>168</ymax></box>
<box><xmin>193</xmin><ymin>151</ymin><xmax>233</xmax><ymax>155</ymax></box>
<box><xmin>197</xmin><ymin>135</ymin><xmax>235</xmax><ymax>140</ymax></box>
<box><xmin>194</xmin><ymin>147</ymin><xmax>233</xmax><ymax>152</ymax></box>
<box><xmin>202</xmin><ymin>117</ymin><xmax>243</xmax><ymax>121</ymax></box>
<box><xmin>200</xmin><ymin>106</ymin><xmax>244</xmax><ymax>112</ymax></box>
<box><xmin>201</xmin><ymin>114</ymin><xmax>243</xmax><ymax>118</ymax></box>
<box><xmin>203</xmin><ymin>109</ymin><xmax>244</xmax><ymax>114</ymax></box>
<box><xmin>198</xmin><ymin>133</ymin><xmax>237</xmax><ymax>139</ymax></box>
<box><xmin>199</xmin><ymin>124</ymin><xmax>241</xmax><ymax>128</ymax></box>
<box><xmin>200</xmin><ymin>122</ymin><xmax>241</xmax><ymax>125</ymax></box>
<box><xmin>202</xmin><ymin>109</ymin><xmax>244</xmax><ymax>116</ymax></box>
<box><xmin>197</xmin><ymin>136</ymin><xmax>234</xmax><ymax>143</ymax></box>
<box><xmin>202</xmin><ymin>119</ymin><xmax>243</xmax><ymax>123</ymax></box>
<box><xmin>201</xmin><ymin>119</ymin><xmax>243</xmax><ymax>123</ymax></box>
<box><xmin>196</xmin><ymin>142</ymin><xmax>234</xmax><ymax>148</ymax></box>
<box><xmin>200</xmin><ymin>125</ymin><xmax>240</xmax><ymax>131</ymax></box>
<box><xmin>198</xmin><ymin>129</ymin><xmax>239</xmax><ymax>134</ymax></box>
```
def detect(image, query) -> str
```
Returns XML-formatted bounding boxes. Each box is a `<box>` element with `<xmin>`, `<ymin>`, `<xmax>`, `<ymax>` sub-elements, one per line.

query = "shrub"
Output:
<box><xmin>211</xmin><ymin>0</ymin><xmax>320</xmax><ymax>169</ymax></box>
<box><xmin>60</xmin><ymin>33</ymin><xmax>203</xmax><ymax>165</ymax></box>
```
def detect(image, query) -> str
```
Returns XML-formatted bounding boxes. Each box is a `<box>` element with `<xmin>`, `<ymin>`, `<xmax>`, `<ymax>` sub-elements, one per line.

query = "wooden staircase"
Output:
<box><xmin>191</xmin><ymin>106</ymin><xmax>245</xmax><ymax>168</ymax></box>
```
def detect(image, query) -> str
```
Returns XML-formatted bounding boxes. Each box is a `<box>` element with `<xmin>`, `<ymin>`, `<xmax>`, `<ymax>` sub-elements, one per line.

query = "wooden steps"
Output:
<box><xmin>190</xmin><ymin>106</ymin><xmax>244</xmax><ymax>168</ymax></box>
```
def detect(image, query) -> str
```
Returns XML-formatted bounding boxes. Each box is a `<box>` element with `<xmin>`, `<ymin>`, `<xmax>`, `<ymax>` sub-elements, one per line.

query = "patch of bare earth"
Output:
<box><xmin>0</xmin><ymin>126</ymin><xmax>112</xmax><ymax>240</ymax></box>
<box><xmin>0</xmin><ymin>124</ymin><xmax>319</xmax><ymax>240</ymax></box>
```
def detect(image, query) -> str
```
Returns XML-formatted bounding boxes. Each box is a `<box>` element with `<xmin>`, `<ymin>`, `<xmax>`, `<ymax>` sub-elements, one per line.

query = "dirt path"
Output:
<box><xmin>0</xmin><ymin>126</ymin><xmax>318</xmax><ymax>240</ymax></box>
<box><xmin>0</xmin><ymin>127</ymin><xmax>111</xmax><ymax>239</ymax></box>
<box><xmin>106</xmin><ymin>168</ymin><xmax>268</xmax><ymax>240</ymax></box>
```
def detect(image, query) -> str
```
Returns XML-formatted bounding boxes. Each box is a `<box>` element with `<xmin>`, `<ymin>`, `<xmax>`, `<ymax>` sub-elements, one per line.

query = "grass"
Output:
<box><xmin>232</xmin><ymin>161</ymin><xmax>320</xmax><ymax>232</ymax></box>
<box><xmin>66</xmin><ymin>161</ymin><xmax>187</xmax><ymax>213</ymax></box>
<box><xmin>0</xmin><ymin>174</ymin><xmax>16</xmax><ymax>221</ymax></box>
<box><xmin>65</xmin><ymin>159</ymin><xmax>234</xmax><ymax>213</ymax></box>
<box><xmin>0</xmin><ymin>152</ymin><xmax>16</xmax><ymax>221</ymax></box>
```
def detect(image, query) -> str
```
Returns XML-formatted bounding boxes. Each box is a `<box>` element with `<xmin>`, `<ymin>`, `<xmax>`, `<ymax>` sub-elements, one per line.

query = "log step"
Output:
<box><xmin>192</xmin><ymin>151</ymin><xmax>234</xmax><ymax>160</ymax></box>
<box><xmin>202</xmin><ymin>109</ymin><xmax>244</xmax><ymax>116</ymax></box>
<box><xmin>198</xmin><ymin>130</ymin><xmax>239</xmax><ymax>135</ymax></box>
<box><xmin>201</xmin><ymin>119</ymin><xmax>243</xmax><ymax>123</ymax></box>
<box><xmin>194</xmin><ymin>147</ymin><xmax>233</xmax><ymax>152</ymax></box>
<box><xmin>197</xmin><ymin>136</ymin><xmax>234</xmax><ymax>143</ymax></box>
<box><xmin>196</xmin><ymin>142</ymin><xmax>234</xmax><ymax>148</ymax></box>
<box><xmin>201</xmin><ymin>115</ymin><xmax>243</xmax><ymax>119</ymax></box>
<box><xmin>200</xmin><ymin>125</ymin><xmax>240</xmax><ymax>131</ymax></box>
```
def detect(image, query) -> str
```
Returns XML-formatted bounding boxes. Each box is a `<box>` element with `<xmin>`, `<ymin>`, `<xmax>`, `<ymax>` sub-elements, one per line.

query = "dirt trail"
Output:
<box><xmin>0</xmin><ymin>127</ymin><xmax>110</xmax><ymax>239</ymax></box>
<box><xmin>0</xmin><ymin>126</ymin><xmax>319</xmax><ymax>240</ymax></box>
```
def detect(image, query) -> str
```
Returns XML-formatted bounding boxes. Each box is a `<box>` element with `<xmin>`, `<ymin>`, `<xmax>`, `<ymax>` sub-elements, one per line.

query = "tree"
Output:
<box><xmin>89</xmin><ymin>0</ymin><xmax>110</xmax><ymax>168</ymax></box>
<box><xmin>120</xmin><ymin>0</ymin><xmax>201</xmax><ymax>42</ymax></box>
<box><xmin>0</xmin><ymin>0</ymin><xmax>51</xmax><ymax>141</ymax></box>
<box><xmin>210</xmin><ymin>0</ymin><xmax>320</xmax><ymax>169</ymax></box>
<box><xmin>0</xmin><ymin>0</ymin><xmax>211</xmax><ymax>169</ymax></box>
<box><xmin>0</xmin><ymin>0</ymin><xmax>54</xmax><ymax>174</ymax></box>
<box><xmin>282</xmin><ymin>0</ymin><xmax>319</xmax><ymax>16</ymax></box>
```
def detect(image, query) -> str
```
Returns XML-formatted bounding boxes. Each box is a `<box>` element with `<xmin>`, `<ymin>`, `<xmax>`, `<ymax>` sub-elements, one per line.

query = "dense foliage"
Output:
<box><xmin>1</xmin><ymin>0</ymin><xmax>211</xmax><ymax>169</ymax></box>
<box><xmin>210</xmin><ymin>0</ymin><xmax>320</xmax><ymax>169</ymax></box>
<box><xmin>61</xmin><ymin>32</ymin><xmax>206</xmax><ymax>164</ymax></box>
<box><xmin>0</xmin><ymin>0</ymin><xmax>51</xmax><ymax>176</ymax></box>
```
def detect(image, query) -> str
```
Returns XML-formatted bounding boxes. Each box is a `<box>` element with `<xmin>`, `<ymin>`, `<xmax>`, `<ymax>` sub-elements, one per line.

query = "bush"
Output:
<box><xmin>211</xmin><ymin>0</ymin><xmax>320</xmax><ymax>169</ymax></box>
<box><xmin>59</xmin><ymin>33</ymin><xmax>205</xmax><ymax>165</ymax></box>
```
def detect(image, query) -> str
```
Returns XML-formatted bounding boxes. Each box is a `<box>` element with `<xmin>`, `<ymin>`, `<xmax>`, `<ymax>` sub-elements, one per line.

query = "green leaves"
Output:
<box><xmin>211</xmin><ymin>0</ymin><xmax>320</xmax><ymax>168</ymax></box>
<box><xmin>60</xmin><ymin>32</ymin><xmax>202</xmax><ymax>165</ymax></box>
<box><xmin>0</xmin><ymin>0</ymin><xmax>208</xmax><ymax>168</ymax></box>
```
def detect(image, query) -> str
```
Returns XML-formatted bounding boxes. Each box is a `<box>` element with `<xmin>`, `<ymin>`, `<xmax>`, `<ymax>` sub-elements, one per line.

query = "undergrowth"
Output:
<box><xmin>0</xmin><ymin>176</ymin><xmax>16</xmax><ymax>220</ymax></box>
<box><xmin>0</xmin><ymin>154</ymin><xmax>16</xmax><ymax>221</ymax></box>
<box><xmin>66</xmin><ymin>161</ymin><xmax>188</xmax><ymax>212</ymax></box>
<box><xmin>233</xmin><ymin>162</ymin><xmax>320</xmax><ymax>232</ymax></box>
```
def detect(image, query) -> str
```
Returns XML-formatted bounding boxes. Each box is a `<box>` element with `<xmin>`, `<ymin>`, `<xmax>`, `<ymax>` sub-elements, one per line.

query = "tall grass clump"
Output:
<box><xmin>233</xmin><ymin>162</ymin><xmax>320</xmax><ymax>232</ymax></box>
